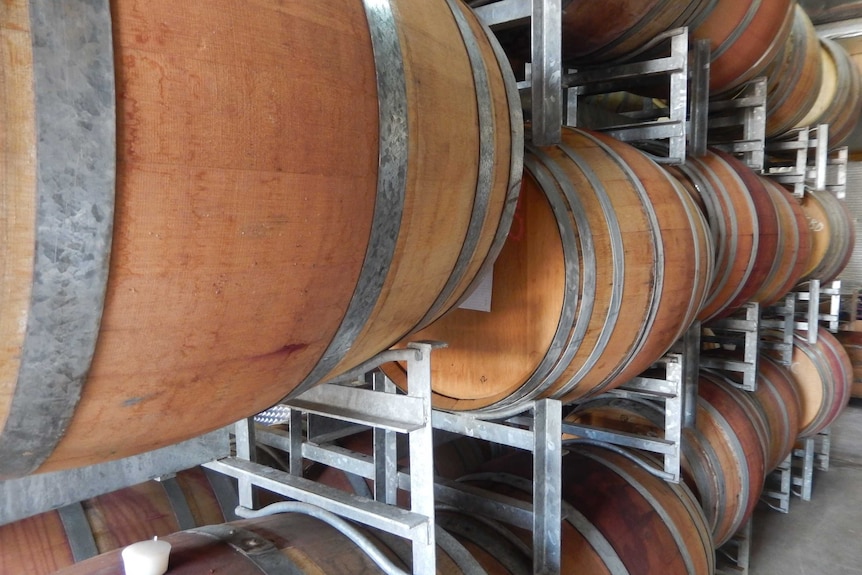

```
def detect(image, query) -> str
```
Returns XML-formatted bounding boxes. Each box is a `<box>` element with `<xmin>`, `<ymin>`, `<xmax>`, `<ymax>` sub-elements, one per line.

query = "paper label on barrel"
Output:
<box><xmin>458</xmin><ymin>269</ymin><xmax>493</xmax><ymax>312</ymax></box>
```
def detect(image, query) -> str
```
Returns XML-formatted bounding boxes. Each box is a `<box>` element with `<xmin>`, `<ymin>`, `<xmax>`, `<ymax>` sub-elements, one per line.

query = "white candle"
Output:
<box><xmin>121</xmin><ymin>537</ymin><xmax>171</xmax><ymax>575</ymax></box>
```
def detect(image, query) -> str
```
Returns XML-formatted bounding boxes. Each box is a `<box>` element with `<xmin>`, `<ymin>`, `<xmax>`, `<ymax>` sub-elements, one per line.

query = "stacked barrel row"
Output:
<box><xmin>48</xmin><ymin>440</ymin><xmax>716</xmax><ymax>575</ymax></box>
<box><xmin>499</xmin><ymin>0</ymin><xmax>862</xmax><ymax>146</ymax></box>
<box><xmin>383</xmin><ymin>124</ymin><xmax>853</xmax><ymax>412</ymax></box>
<box><xmin>568</xmin><ymin>326</ymin><xmax>854</xmax><ymax>549</ymax></box>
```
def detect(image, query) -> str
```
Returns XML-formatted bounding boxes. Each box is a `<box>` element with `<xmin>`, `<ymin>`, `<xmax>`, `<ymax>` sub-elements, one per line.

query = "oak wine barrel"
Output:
<box><xmin>466</xmin><ymin>444</ymin><xmax>715</xmax><ymax>575</ymax></box>
<box><xmin>778</xmin><ymin>327</ymin><xmax>853</xmax><ymax>436</ymax></box>
<box><xmin>691</xmin><ymin>0</ymin><xmax>795</xmax><ymax>95</ymax></box>
<box><xmin>764</xmin><ymin>5</ymin><xmax>824</xmax><ymax>138</ymax></box>
<box><xmin>751</xmin><ymin>355</ymin><xmax>804</xmax><ymax>471</ymax></box>
<box><xmin>800</xmin><ymin>189</ymin><xmax>856</xmax><ymax>283</ymax></box>
<box><xmin>666</xmin><ymin>149</ymin><xmax>761</xmax><ymax>321</ymax></box>
<box><xmin>557</xmin><ymin>0</ymin><xmax>713</xmax><ymax>63</ymax></box>
<box><xmin>51</xmin><ymin>511</ymin><xmax>529</xmax><ymax>575</ymax></box>
<box><xmin>835</xmin><ymin>331</ymin><xmax>862</xmax><ymax>398</ymax></box>
<box><xmin>567</xmin><ymin>372</ymin><xmax>768</xmax><ymax>547</ymax></box>
<box><xmin>0</xmin><ymin>0</ymin><xmax>521</xmax><ymax>477</ymax></box>
<box><xmin>383</xmin><ymin>127</ymin><xmax>713</xmax><ymax>414</ymax></box>
<box><xmin>0</xmin><ymin>468</ymin><xmax>232</xmax><ymax>575</ymax></box>
<box><xmin>752</xmin><ymin>177</ymin><xmax>813</xmax><ymax>305</ymax></box>
<box><xmin>796</xmin><ymin>38</ymin><xmax>862</xmax><ymax>148</ymax></box>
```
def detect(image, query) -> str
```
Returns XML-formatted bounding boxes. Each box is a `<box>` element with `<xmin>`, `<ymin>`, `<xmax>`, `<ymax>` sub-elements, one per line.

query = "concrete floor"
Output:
<box><xmin>748</xmin><ymin>399</ymin><xmax>862</xmax><ymax>575</ymax></box>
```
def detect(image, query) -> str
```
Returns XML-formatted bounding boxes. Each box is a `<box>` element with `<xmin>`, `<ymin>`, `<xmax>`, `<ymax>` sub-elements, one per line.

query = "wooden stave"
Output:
<box><xmin>0</xmin><ymin>0</ymin><xmax>521</xmax><ymax>477</ymax></box>
<box><xmin>382</xmin><ymin>127</ymin><xmax>712</xmax><ymax>413</ymax></box>
<box><xmin>764</xmin><ymin>5</ymin><xmax>824</xmax><ymax>137</ymax></box>
<box><xmin>0</xmin><ymin>468</ymin><xmax>229</xmax><ymax>575</ymax></box>
<box><xmin>692</xmin><ymin>0</ymin><xmax>795</xmax><ymax>95</ymax></box>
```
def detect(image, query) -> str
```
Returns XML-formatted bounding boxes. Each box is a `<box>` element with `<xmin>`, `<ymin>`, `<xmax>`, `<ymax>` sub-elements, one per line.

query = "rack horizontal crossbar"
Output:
<box><xmin>204</xmin><ymin>457</ymin><xmax>431</xmax><ymax>542</ymax></box>
<box><xmin>287</xmin><ymin>384</ymin><xmax>426</xmax><ymax>433</ymax></box>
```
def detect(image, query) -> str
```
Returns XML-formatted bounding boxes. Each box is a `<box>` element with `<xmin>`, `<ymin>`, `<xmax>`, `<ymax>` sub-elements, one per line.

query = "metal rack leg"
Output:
<box><xmin>682</xmin><ymin>322</ymin><xmax>701</xmax><ymax>428</ymax></box>
<box><xmin>817</xmin><ymin>428</ymin><xmax>832</xmax><ymax>472</ymax></box>
<box><xmin>530</xmin><ymin>0</ymin><xmax>562</xmax><ymax>146</ymax></box>
<box><xmin>793</xmin><ymin>437</ymin><xmax>815</xmax><ymax>501</ymax></box>
<box><xmin>235</xmin><ymin>417</ymin><xmax>257</xmax><ymax>509</ymax></box>
<box><xmin>808</xmin><ymin>280</ymin><xmax>820</xmax><ymax>344</ymax></box>
<box><xmin>372</xmin><ymin>372</ymin><xmax>399</xmax><ymax>505</ymax></box>
<box><xmin>406</xmin><ymin>344</ymin><xmax>437</xmax><ymax>575</ymax></box>
<box><xmin>533</xmin><ymin>398</ymin><xmax>562</xmax><ymax>575</ymax></box>
<box><xmin>289</xmin><ymin>408</ymin><xmax>302</xmax><ymax>476</ymax></box>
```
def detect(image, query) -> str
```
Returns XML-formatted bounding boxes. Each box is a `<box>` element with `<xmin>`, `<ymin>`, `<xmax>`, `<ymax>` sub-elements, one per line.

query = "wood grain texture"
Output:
<box><xmin>1</xmin><ymin>0</ymin><xmax>518</xmax><ymax>473</ymax></box>
<box><xmin>764</xmin><ymin>5</ymin><xmax>823</xmax><ymax>137</ymax></box>
<box><xmin>666</xmin><ymin>149</ymin><xmax>759</xmax><ymax>322</ymax></box>
<box><xmin>0</xmin><ymin>468</ymin><xmax>225</xmax><ymax>575</ymax></box>
<box><xmin>0</xmin><ymin>0</ymin><xmax>36</xmax><ymax>433</ymax></box>
<box><xmin>692</xmin><ymin>0</ymin><xmax>794</xmax><ymax>95</ymax></box>
<box><xmin>383</xmin><ymin>127</ymin><xmax>711</xmax><ymax>411</ymax></box>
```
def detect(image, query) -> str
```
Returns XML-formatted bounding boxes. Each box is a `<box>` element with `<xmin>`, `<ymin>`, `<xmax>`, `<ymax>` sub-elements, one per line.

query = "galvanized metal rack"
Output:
<box><xmin>562</xmin><ymin>27</ymin><xmax>696</xmax><ymax>164</ymax></box>
<box><xmin>563</xmin><ymin>353</ymin><xmax>693</xmax><ymax>483</ymax></box>
<box><xmin>708</xmin><ymin>77</ymin><xmax>768</xmax><ymax>171</ymax></box>
<box><xmin>765</xmin><ymin>124</ymin><xmax>829</xmax><ymax>198</ymax></box>
<box><xmin>760</xmin><ymin>293</ymin><xmax>797</xmax><ymax>367</ymax></box>
<box><xmin>472</xmin><ymin>0</ymin><xmax>563</xmax><ymax>146</ymax></box>
<box><xmin>206</xmin><ymin>342</ymin><xmax>441</xmax><ymax>575</ymax></box>
<box><xmin>715</xmin><ymin>518</ymin><xmax>753</xmax><ymax>575</ymax></box>
<box><xmin>701</xmin><ymin>303</ymin><xmax>761</xmax><ymax>391</ymax></box>
<box><xmin>473</xmin><ymin>0</ymin><xmax>714</xmax><ymax>163</ymax></box>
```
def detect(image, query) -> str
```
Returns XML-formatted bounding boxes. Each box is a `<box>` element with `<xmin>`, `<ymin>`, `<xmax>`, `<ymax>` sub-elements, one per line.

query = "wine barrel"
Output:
<box><xmin>785</xmin><ymin>327</ymin><xmax>853</xmax><ymax>436</ymax></box>
<box><xmin>0</xmin><ymin>0</ymin><xmax>521</xmax><ymax>478</ymax></box>
<box><xmin>467</xmin><ymin>444</ymin><xmax>714</xmax><ymax>575</ymax></box>
<box><xmin>720</xmin><ymin>157</ymin><xmax>781</xmax><ymax>312</ymax></box>
<box><xmin>800</xmin><ymin>189</ymin><xmax>856</xmax><ymax>282</ymax></box>
<box><xmin>752</xmin><ymin>177</ymin><xmax>813</xmax><ymax>305</ymax></box>
<box><xmin>764</xmin><ymin>5</ymin><xmax>824</xmax><ymax>137</ymax></box>
<box><xmin>567</xmin><ymin>373</ymin><xmax>768</xmax><ymax>547</ymax></box>
<box><xmin>691</xmin><ymin>0</ymin><xmax>795</xmax><ymax>95</ymax></box>
<box><xmin>752</xmin><ymin>356</ymin><xmax>803</xmax><ymax>471</ymax></box>
<box><xmin>0</xmin><ymin>468</ymin><xmax>231</xmax><ymax>575</ymax></box>
<box><xmin>50</xmin><ymin>511</ymin><xmax>529</xmax><ymax>575</ymax></box>
<box><xmin>835</xmin><ymin>331</ymin><xmax>862</xmax><ymax>398</ymax></box>
<box><xmin>795</xmin><ymin>38</ymin><xmax>862</xmax><ymax>147</ymax></box>
<box><xmin>383</xmin><ymin>127</ymin><xmax>713</xmax><ymax>414</ymax></box>
<box><xmin>557</xmin><ymin>0</ymin><xmax>713</xmax><ymax>63</ymax></box>
<box><xmin>666</xmin><ymin>149</ymin><xmax>761</xmax><ymax>321</ymax></box>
